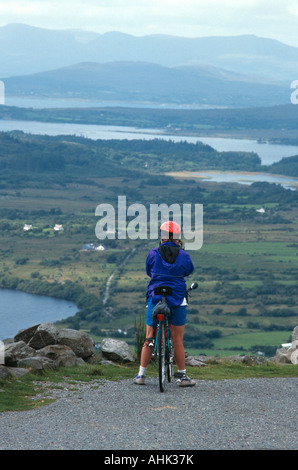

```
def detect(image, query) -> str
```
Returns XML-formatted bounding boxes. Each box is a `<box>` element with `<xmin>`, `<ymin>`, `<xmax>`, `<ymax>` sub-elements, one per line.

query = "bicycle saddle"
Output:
<box><xmin>154</xmin><ymin>286</ymin><xmax>173</xmax><ymax>296</ymax></box>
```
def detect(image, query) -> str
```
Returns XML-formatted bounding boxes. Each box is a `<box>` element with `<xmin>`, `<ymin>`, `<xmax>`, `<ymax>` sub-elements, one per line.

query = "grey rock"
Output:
<box><xmin>6</xmin><ymin>367</ymin><xmax>30</xmax><ymax>377</ymax></box>
<box><xmin>58</xmin><ymin>329</ymin><xmax>95</xmax><ymax>359</ymax></box>
<box><xmin>185</xmin><ymin>356</ymin><xmax>206</xmax><ymax>367</ymax></box>
<box><xmin>291</xmin><ymin>325</ymin><xmax>298</xmax><ymax>343</ymax></box>
<box><xmin>273</xmin><ymin>326</ymin><xmax>298</xmax><ymax>364</ymax></box>
<box><xmin>0</xmin><ymin>364</ymin><xmax>13</xmax><ymax>380</ymax></box>
<box><xmin>28</xmin><ymin>323</ymin><xmax>59</xmax><ymax>350</ymax></box>
<box><xmin>100</xmin><ymin>338</ymin><xmax>134</xmax><ymax>363</ymax></box>
<box><xmin>14</xmin><ymin>324</ymin><xmax>40</xmax><ymax>344</ymax></box>
<box><xmin>242</xmin><ymin>355</ymin><xmax>268</xmax><ymax>365</ymax></box>
<box><xmin>18</xmin><ymin>356</ymin><xmax>56</xmax><ymax>370</ymax></box>
<box><xmin>4</xmin><ymin>341</ymin><xmax>35</xmax><ymax>366</ymax></box>
<box><xmin>36</xmin><ymin>344</ymin><xmax>77</xmax><ymax>368</ymax></box>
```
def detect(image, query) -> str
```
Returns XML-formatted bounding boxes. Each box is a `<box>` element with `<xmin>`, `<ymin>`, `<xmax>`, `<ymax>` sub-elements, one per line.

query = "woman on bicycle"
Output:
<box><xmin>134</xmin><ymin>220</ymin><xmax>196</xmax><ymax>387</ymax></box>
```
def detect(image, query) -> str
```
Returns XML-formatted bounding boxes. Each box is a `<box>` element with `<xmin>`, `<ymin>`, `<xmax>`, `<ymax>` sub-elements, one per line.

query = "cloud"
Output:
<box><xmin>0</xmin><ymin>0</ymin><xmax>297</xmax><ymax>46</ymax></box>
<box><xmin>287</xmin><ymin>2</ymin><xmax>298</xmax><ymax>17</ymax></box>
<box><xmin>0</xmin><ymin>1</ymin><xmax>52</xmax><ymax>17</ymax></box>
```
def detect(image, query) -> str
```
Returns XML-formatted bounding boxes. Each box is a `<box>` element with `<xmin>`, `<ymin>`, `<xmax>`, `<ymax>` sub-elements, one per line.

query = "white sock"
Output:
<box><xmin>138</xmin><ymin>366</ymin><xmax>147</xmax><ymax>377</ymax></box>
<box><xmin>178</xmin><ymin>369</ymin><xmax>186</xmax><ymax>375</ymax></box>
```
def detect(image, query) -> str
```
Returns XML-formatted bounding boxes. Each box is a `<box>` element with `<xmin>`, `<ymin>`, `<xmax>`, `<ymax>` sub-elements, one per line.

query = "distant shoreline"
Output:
<box><xmin>166</xmin><ymin>170</ymin><xmax>298</xmax><ymax>189</ymax></box>
<box><xmin>1</xmin><ymin>102</ymin><xmax>298</xmax><ymax>144</ymax></box>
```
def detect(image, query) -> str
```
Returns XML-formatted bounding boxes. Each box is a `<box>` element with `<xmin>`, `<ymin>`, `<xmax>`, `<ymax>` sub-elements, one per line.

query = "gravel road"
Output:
<box><xmin>0</xmin><ymin>377</ymin><xmax>297</xmax><ymax>451</ymax></box>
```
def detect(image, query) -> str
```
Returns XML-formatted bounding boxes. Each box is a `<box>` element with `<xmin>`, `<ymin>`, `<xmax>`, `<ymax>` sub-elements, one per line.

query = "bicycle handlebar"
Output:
<box><xmin>154</xmin><ymin>282</ymin><xmax>198</xmax><ymax>298</ymax></box>
<box><xmin>187</xmin><ymin>282</ymin><xmax>198</xmax><ymax>292</ymax></box>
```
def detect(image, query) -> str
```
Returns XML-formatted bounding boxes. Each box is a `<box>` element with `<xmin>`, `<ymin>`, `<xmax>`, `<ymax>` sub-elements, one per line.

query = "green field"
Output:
<box><xmin>0</xmin><ymin>132</ymin><xmax>297</xmax><ymax>358</ymax></box>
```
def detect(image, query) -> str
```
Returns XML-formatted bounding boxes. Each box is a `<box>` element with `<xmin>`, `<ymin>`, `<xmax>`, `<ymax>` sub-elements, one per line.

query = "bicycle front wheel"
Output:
<box><xmin>158</xmin><ymin>322</ymin><xmax>166</xmax><ymax>392</ymax></box>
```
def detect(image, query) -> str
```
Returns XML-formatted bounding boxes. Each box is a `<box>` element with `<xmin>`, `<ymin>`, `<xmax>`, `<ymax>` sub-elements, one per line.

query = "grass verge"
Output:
<box><xmin>0</xmin><ymin>361</ymin><xmax>297</xmax><ymax>413</ymax></box>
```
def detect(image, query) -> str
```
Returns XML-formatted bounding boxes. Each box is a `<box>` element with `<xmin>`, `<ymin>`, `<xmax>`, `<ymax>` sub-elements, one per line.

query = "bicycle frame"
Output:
<box><xmin>151</xmin><ymin>286</ymin><xmax>174</xmax><ymax>392</ymax></box>
<box><xmin>151</xmin><ymin>283</ymin><xmax>198</xmax><ymax>392</ymax></box>
<box><xmin>153</xmin><ymin>315</ymin><xmax>174</xmax><ymax>392</ymax></box>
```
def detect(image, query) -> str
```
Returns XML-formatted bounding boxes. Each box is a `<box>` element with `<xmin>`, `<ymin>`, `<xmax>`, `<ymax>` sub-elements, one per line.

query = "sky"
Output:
<box><xmin>0</xmin><ymin>0</ymin><xmax>298</xmax><ymax>47</ymax></box>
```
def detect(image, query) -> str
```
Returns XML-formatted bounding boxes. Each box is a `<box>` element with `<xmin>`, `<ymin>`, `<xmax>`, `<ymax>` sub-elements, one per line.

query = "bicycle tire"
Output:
<box><xmin>158</xmin><ymin>322</ymin><xmax>166</xmax><ymax>392</ymax></box>
<box><xmin>166</xmin><ymin>328</ymin><xmax>173</xmax><ymax>383</ymax></box>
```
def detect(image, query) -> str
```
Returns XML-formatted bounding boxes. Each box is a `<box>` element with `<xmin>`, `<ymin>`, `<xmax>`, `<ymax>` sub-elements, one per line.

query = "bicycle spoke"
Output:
<box><xmin>166</xmin><ymin>331</ymin><xmax>174</xmax><ymax>383</ymax></box>
<box><xmin>158</xmin><ymin>322</ymin><xmax>166</xmax><ymax>392</ymax></box>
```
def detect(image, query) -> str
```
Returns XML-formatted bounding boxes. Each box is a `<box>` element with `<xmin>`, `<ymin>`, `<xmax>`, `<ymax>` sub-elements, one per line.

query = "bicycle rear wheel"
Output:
<box><xmin>166</xmin><ymin>329</ymin><xmax>174</xmax><ymax>383</ymax></box>
<box><xmin>158</xmin><ymin>322</ymin><xmax>166</xmax><ymax>392</ymax></box>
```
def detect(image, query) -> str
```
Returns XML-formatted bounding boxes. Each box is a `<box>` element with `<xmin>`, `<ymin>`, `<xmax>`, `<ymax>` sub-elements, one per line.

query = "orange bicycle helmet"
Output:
<box><xmin>160</xmin><ymin>221</ymin><xmax>181</xmax><ymax>238</ymax></box>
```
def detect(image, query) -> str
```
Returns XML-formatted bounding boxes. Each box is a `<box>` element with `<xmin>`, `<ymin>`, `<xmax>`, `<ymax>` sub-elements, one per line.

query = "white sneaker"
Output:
<box><xmin>175</xmin><ymin>372</ymin><xmax>196</xmax><ymax>387</ymax></box>
<box><xmin>133</xmin><ymin>375</ymin><xmax>145</xmax><ymax>385</ymax></box>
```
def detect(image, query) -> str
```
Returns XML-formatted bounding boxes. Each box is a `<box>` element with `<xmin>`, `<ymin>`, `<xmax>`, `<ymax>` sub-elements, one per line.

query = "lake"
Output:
<box><xmin>5</xmin><ymin>95</ymin><xmax>212</xmax><ymax>110</ymax></box>
<box><xmin>0</xmin><ymin>289</ymin><xmax>78</xmax><ymax>340</ymax></box>
<box><xmin>0</xmin><ymin>119</ymin><xmax>298</xmax><ymax>166</ymax></box>
<box><xmin>190</xmin><ymin>170</ymin><xmax>298</xmax><ymax>190</ymax></box>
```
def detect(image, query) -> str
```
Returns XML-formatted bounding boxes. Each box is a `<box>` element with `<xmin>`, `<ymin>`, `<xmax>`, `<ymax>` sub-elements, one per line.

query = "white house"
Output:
<box><xmin>95</xmin><ymin>245</ymin><xmax>105</xmax><ymax>251</ymax></box>
<box><xmin>23</xmin><ymin>224</ymin><xmax>32</xmax><ymax>231</ymax></box>
<box><xmin>256</xmin><ymin>208</ymin><xmax>265</xmax><ymax>214</ymax></box>
<box><xmin>54</xmin><ymin>224</ymin><xmax>64</xmax><ymax>231</ymax></box>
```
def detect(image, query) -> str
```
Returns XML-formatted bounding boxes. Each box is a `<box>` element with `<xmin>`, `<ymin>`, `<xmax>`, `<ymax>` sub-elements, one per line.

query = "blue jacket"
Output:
<box><xmin>146</xmin><ymin>242</ymin><xmax>194</xmax><ymax>307</ymax></box>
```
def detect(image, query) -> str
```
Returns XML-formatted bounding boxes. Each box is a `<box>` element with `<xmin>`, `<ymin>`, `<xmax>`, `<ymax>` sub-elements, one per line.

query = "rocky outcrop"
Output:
<box><xmin>1</xmin><ymin>322</ymin><xmax>96</xmax><ymax>377</ymax></box>
<box><xmin>185</xmin><ymin>353</ymin><xmax>270</xmax><ymax>367</ymax></box>
<box><xmin>273</xmin><ymin>326</ymin><xmax>298</xmax><ymax>365</ymax></box>
<box><xmin>0</xmin><ymin>322</ymin><xmax>137</xmax><ymax>381</ymax></box>
<box><xmin>1</xmin><ymin>323</ymin><xmax>297</xmax><ymax>382</ymax></box>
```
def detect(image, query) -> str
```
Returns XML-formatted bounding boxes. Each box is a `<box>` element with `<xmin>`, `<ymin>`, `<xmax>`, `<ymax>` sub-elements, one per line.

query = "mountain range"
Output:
<box><xmin>3</xmin><ymin>61</ymin><xmax>290</xmax><ymax>108</ymax></box>
<box><xmin>0</xmin><ymin>23</ymin><xmax>297</xmax><ymax>107</ymax></box>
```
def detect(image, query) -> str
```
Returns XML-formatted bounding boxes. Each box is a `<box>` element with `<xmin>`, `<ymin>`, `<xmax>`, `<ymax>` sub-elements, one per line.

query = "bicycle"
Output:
<box><xmin>152</xmin><ymin>282</ymin><xmax>198</xmax><ymax>392</ymax></box>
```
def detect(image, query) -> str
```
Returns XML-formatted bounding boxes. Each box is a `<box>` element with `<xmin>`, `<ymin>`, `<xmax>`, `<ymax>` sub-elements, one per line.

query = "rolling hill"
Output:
<box><xmin>2</xmin><ymin>61</ymin><xmax>290</xmax><ymax>108</ymax></box>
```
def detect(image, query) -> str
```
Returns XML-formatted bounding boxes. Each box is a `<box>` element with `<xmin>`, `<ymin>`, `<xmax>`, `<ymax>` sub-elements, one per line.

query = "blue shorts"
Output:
<box><xmin>146</xmin><ymin>299</ymin><xmax>187</xmax><ymax>327</ymax></box>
